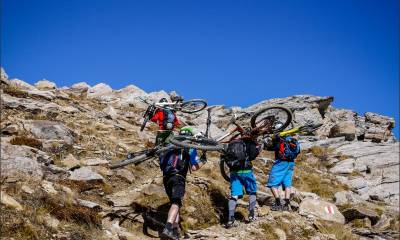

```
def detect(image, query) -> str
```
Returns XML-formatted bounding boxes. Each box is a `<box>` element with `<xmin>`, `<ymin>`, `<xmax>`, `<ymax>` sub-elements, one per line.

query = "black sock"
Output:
<box><xmin>165</xmin><ymin>222</ymin><xmax>173</xmax><ymax>230</ymax></box>
<box><xmin>284</xmin><ymin>198</ymin><xmax>290</xmax><ymax>205</ymax></box>
<box><xmin>275</xmin><ymin>198</ymin><xmax>281</xmax><ymax>205</ymax></box>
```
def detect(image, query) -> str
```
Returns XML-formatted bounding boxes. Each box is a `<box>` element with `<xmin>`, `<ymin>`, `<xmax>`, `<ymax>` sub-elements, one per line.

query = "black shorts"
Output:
<box><xmin>163</xmin><ymin>174</ymin><xmax>186</xmax><ymax>207</ymax></box>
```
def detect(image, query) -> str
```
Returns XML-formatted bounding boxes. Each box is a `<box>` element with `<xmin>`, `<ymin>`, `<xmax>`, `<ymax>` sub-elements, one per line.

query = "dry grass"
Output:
<box><xmin>10</xmin><ymin>136</ymin><xmax>43</xmax><ymax>149</ymax></box>
<box><xmin>0</xmin><ymin>185</ymin><xmax>103</xmax><ymax>240</ymax></box>
<box><xmin>294</xmin><ymin>153</ymin><xmax>348</xmax><ymax>199</ymax></box>
<box><xmin>314</xmin><ymin>220</ymin><xmax>357</xmax><ymax>240</ymax></box>
<box><xmin>309</xmin><ymin>146</ymin><xmax>333</xmax><ymax>161</ymax></box>
<box><xmin>260</xmin><ymin>223</ymin><xmax>280</xmax><ymax>239</ymax></box>
<box><xmin>2</xmin><ymin>84</ymin><xmax>28</xmax><ymax>98</ymax></box>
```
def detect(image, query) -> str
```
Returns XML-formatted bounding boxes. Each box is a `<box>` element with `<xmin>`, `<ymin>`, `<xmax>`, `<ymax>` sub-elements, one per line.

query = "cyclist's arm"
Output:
<box><xmin>189</xmin><ymin>149</ymin><xmax>202</xmax><ymax>171</ymax></box>
<box><xmin>173</xmin><ymin>113</ymin><xmax>181</xmax><ymax>126</ymax></box>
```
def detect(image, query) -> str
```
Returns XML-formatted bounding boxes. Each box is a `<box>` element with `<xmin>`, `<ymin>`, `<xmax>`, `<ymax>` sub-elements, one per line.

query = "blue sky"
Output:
<box><xmin>2</xmin><ymin>0</ymin><xmax>399</xmax><ymax>136</ymax></box>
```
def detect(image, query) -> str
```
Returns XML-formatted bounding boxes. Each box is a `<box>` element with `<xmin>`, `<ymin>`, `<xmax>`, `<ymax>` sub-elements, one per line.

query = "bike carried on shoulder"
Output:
<box><xmin>139</xmin><ymin>96</ymin><xmax>207</xmax><ymax>131</ymax></box>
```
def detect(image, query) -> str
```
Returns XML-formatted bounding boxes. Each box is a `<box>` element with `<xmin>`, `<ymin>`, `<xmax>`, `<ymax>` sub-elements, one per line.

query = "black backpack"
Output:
<box><xmin>163</xmin><ymin>108</ymin><xmax>175</xmax><ymax>130</ymax></box>
<box><xmin>160</xmin><ymin>148</ymin><xmax>190</xmax><ymax>176</ymax></box>
<box><xmin>224</xmin><ymin>139</ymin><xmax>259</xmax><ymax>171</ymax></box>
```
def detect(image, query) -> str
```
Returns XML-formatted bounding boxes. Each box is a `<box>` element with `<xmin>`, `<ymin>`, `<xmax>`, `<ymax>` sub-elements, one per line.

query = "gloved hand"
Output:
<box><xmin>200</xmin><ymin>152</ymin><xmax>207</xmax><ymax>164</ymax></box>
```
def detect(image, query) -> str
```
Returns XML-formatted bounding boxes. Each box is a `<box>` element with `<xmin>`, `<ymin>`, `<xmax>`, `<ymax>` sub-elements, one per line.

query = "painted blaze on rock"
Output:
<box><xmin>299</xmin><ymin>198</ymin><xmax>345</xmax><ymax>224</ymax></box>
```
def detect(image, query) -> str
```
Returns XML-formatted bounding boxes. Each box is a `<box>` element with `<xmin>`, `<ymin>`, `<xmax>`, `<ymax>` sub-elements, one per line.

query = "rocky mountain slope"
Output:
<box><xmin>0</xmin><ymin>67</ymin><xmax>399</xmax><ymax>240</ymax></box>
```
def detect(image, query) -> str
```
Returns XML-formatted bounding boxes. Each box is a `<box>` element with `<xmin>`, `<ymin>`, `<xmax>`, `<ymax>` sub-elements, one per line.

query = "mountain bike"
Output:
<box><xmin>169</xmin><ymin>105</ymin><xmax>293</xmax><ymax>151</ymax></box>
<box><xmin>109</xmin><ymin>140</ymin><xmax>179</xmax><ymax>169</ymax></box>
<box><xmin>110</xmin><ymin>107</ymin><xmax>213</xmax><ymax>170</ymax></box>
<box><xmin>139</xmin><ymin>96</ymin><xmax>207</xmax><ymax>131</ymax></box>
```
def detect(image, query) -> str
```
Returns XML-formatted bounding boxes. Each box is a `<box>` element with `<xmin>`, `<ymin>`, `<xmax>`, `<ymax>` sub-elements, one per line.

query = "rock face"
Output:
<box><xmin>35</xmin><ymin>79</ymin><xmax>57</xmax><ymax>90</ymax></box>
<box><xmin>87</xmin><ymin>83</ymin><xmax>113</xmax><ymax>101</ymax></box>
<box><xmin>299</xmin><ymin>198</ymin><xmax>345</xmax><ymax>224</ymax></box>
<box><xmin>0</xmin><ymin>68</ymin><xmax>398</xmax><ymax>240</ymax></box>
<box><xmin>71</xmin><ymin>82</ymin><xmax>90</xmax><ymax>91</ymax></box>
<box><xmin>333</xmin><ymin>141</ymin><xmax>399</xmax><ymax>206</ymax></box>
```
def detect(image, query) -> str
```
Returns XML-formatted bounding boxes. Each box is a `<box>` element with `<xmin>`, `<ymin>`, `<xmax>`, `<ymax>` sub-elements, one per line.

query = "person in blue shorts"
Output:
<box><xmin>266</xmin><ymin>134</ymin><xmax>300</xmax><ymax>211</ymax></box>
<box><xmin>224</xmin><ymin>138</ymin><xmax>261</xmax><ymax>228</ymax></box>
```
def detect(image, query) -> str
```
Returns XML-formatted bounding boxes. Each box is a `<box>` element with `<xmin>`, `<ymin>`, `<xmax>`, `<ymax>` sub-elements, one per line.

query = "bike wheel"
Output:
<box><xmin>219</xmin><ymin>158</ymin><xmax>230</xmax><ymax>182</ymax></box>
<box><xmin>250</xmin><ymin>106</ymin><xmax>293</xmax><ymax>133</ymax></box>
<box><xmin>180</xmin><ymin>99</ymin><xmax>207</xmax><ymax>113</ymax></box>
<box><xmin>169</xmin><ymin>135</ymin><xmax>224</xmax><ymax>151</ymax></box>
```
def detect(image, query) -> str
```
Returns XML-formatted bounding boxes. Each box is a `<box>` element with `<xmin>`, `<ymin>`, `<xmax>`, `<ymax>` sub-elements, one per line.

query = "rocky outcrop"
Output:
<box><xmin>35</xmin><ymin>79</ymin><xmax>57</xmax><ymax>90</ymax></box>
<box><xmin>299</xmin><ymin>198</ymin><xmax>345</xmax><ymax>224</ymax></box>
<box><xmin>0</xmin><ymin>68</ymin><xmax>398</xmax><ymax>240</ymax></box>
<box><xmin>87</xmin><ymin>83</ymin><xmax>114</xmax><ymax>101</ymax></box>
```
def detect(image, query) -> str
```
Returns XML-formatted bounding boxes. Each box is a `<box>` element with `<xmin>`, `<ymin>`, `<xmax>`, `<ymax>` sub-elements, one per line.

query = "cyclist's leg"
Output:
<box><xmin>156</xmin><ymin>130</ymin><xmax>173</xmax><ymax>146</ymax></box>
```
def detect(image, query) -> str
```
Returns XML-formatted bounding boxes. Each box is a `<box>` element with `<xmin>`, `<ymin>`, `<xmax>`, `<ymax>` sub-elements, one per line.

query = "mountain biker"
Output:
<box><xmin>151</xmin><ymin>98</ymin><xmax>181</xmax><ymax>145</ymax></box>
<box><xmin>265</xmin><ymin>132</ymin><xmax>300</xmax><ymax>211</ymax></box>
<box><xmin>224</xmin><ymin>137</ymin><xmax>261</xmax><ymax>228</ymax></box>
<box><xmin>159</xmin><ymin>127</ymin><xmax>206</xmax><ymax>240</ymax></box>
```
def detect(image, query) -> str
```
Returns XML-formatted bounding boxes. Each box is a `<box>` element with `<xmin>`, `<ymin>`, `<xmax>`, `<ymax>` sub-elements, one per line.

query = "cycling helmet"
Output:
<box><xmin>179</xmin><ymin>127</ymin><xmax>194</xmax><ymax>136</ymax></box>
<box><xmin>159</xmin><ymin>98</ymin><xmax>168</xmax><ymax>103</ymax></box>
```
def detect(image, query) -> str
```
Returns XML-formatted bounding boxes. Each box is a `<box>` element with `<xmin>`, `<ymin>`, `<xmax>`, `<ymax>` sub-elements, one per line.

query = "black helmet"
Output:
<box><xmin>159</xmin><ymin>98</ymin><xmax>168</xmax><ymax>103</ymax></box>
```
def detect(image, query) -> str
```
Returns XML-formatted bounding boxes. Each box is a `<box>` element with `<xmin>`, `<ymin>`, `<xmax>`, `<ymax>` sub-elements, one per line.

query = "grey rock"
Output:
<box><xmin>77</xmin><ymin>199</ymin><xmax>101</xmax><ymax>210</ymax></box>
<box><xmin>35</xmin><ymin>79</ymin><xmax>57</xmax><ymax>90</ymax></box>
<box><xmin>9</xmin><ymin>78</ymin><xmax>37</xmax><ymax>90</ymax></box>
<box><xmin>329</xmin><ymin>158</ymin><xmax>355</xmax><ymax>174</ymax></box>
<box><xmin>87</xmin><ymin>83</ymin><xmax>114</xmax><ymax>101</ymax></box>
<box><xmin>1</xmin><ymin>141</ymin><xmax>44</xmax><ymax>180</ymax></box>
<box><xmin>22</xmin><ymin>120</ymin><xmax>75</xmax><ymax>145</ymax></box>
<box><xmin>103</xmin><ymin>105</ymin><xmax>118</xmax><ymax>120</ymax></box>
<box><xmin>329</xmin><ymin>121</ymin><xmax>356</xmax><ymax>141</ymax></box>
<box><xmin>1</xmin><ymin>67</ymin><xmax>8</xmax><ymax>80</ymax></box>
<box><xmin>342</xmin><ymin>205</ymin><xmax>380</xmax><ymax>225</ymax></box>
<box><xmin>61</xmin><ymin>154</ymin><xmax>80</xmax><ymax>170</ymax></box>
<box><xmin>71</xmin><ymin>82</ymin><xmax>90</xmax><ymax>91</ymax></box>
<box><xmin>1</xmin><ymin>94</ymin><xmax>61</xmax><ymax>113</ymax></box>
<box><xmin>27</xmin><ymin>90</ymin><xmax>56</xmax><ymax>100</ymax></box>
<box><xmin>115</xmin><ymin>169</ymin><xmax>135</xmax><ymax>183</ymax></box>
<box><xmin>68</xmin><ymin>167</ymin><xmax>104</xmax><ymax>182</ymax></box>
<box><xmin>365</xmin><ymin>112</ymin><xmax>395</xmax><ymax>128</ymax></box>
<box><xmin>299</xmin><ymin>198</ymin><xmax>345</xmax><ymax>224</ymax></box>
<box><xmin>347</xmin><ymin>177</ymin><xmax>368</xmax><ymax>190</ymax></box>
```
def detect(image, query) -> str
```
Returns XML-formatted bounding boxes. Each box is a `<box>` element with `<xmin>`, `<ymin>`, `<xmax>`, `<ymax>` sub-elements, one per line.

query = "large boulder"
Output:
<box><xmin>329</xmin><ymin>121</ymin><xmax>356</xmax><ymax>141</ymax></box>
<box><xmin>35</xmin><ymin>79</ymin><xmax>57</xmax><ymax>90</ymax></box>
<box><xmin>0</xmin><ymin>141</ymin><xmax>46</xmax><ymax>180</ymax></box>
<box><xmin>114</xmin><ymin>85</ymin><xmax>147</xmax><ymax>107</ymax></box>
<box><xmin>87</xmin><ymin>83</ymin><xmax>114</xmax><ymax>101</ymax></box>
<box><xmin>22</xmin><ymin>120</ymin><xmax>75</xmax><ymax>145</ymax></box>
<box><xmin>299</xmin><ymin>198</ymin><xmax>345</xmax><ymax>224</ymax></box>
<box><xmin>71</xmin><ymin>82</ymin><xmax>90</xmax><ymax>92</ymax></box>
